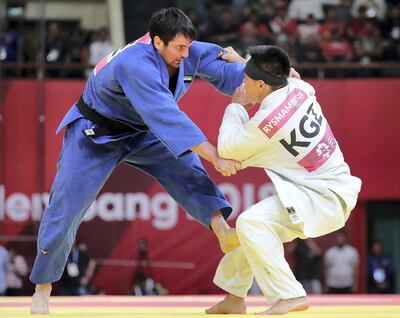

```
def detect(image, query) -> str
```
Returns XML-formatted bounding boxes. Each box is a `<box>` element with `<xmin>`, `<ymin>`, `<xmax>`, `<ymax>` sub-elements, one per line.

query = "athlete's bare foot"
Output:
<box><xmin>211</xmin><ymin>212</ymin><xmax>240</xmax><ymax>253</ymax></box>
<box><xmin>256</xmin><ymin>296</ymin><xmax>309</xmax><ymax>315</ymax></box>
<box><xmin>205</xmin><ymin>294</ymin><xmax>246</xmax><ymax>314</ymax></box>
<box><xmin>31</xmin><ymin>283</ymin><xmax>52</xmax><ymax>314</ymax></box>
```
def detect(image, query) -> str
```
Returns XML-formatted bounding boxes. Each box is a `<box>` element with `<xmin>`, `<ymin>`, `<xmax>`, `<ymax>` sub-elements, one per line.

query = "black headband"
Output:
<box><xmin>244</xmin><ymin>58</ymin><xmax>288</xmax><ymax>87</ymax></box>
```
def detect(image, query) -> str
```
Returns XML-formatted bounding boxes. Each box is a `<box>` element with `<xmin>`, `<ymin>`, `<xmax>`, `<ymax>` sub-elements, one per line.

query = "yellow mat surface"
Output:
<box><xmin>1</xmin><ymin>295</ymin><xmax>399</xmax><ymax>318</ymax></box>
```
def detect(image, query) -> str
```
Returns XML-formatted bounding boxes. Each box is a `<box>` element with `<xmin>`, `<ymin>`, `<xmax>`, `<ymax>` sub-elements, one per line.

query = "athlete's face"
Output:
<box><xmin>154</xmin><ymin>34</ymin><xmax>192</xmax><ymax>69</ymax></box>
<box><xmin>243</xmin><ymin>75</ymin><xmax>265</xmax><ymax>103</ymax></box>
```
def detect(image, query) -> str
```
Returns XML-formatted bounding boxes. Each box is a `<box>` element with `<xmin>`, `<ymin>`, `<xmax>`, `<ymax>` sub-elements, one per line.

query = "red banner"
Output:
<box><xmin>1</xmin><ymin>79</ymin><xmax>399</xmax><ymax>294</ymax></box>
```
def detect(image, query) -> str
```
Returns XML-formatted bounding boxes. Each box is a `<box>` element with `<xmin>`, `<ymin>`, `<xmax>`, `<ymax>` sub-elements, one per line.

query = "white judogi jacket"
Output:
<box><xmin>218</xmin><ymin>78</ymin><xmax>362</xmax><ymax>237</ymax></box>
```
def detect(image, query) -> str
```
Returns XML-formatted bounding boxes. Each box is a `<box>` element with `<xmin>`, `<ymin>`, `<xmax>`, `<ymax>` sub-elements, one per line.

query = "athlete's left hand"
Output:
<box><xmin>214</xmin><ymin>158</ymin><xmax>241</xmax><ymax>177</ymax></box>
<box><xmin>221</xmin><ymin>46</ymin><xmax>246</xmax><ymax>64</ymax></box>
<box><xmin>289</xmin><ymin>67</ymin><xmax>301</xmax><ymax>79</ymax></box>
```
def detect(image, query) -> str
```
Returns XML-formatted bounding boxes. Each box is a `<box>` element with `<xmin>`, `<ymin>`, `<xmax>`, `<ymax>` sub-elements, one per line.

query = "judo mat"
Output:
<box><xmin>1</xmin><ymin>294</ymin><xmax>399</xmax><ymax>318</ymax></box>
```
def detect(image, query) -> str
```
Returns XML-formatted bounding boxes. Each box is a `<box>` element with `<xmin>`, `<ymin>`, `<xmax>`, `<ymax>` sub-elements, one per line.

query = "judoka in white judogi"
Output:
<box><xmin>212</xmin><ymin>54</ymin><xmax>361</xmax><ymax>312</ymax></box>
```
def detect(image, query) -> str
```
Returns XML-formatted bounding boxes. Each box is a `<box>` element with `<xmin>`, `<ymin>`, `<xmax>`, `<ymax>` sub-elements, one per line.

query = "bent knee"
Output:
<box><xmin>236</xmin><ymin>209</ymin><xmax>257</xmax><ymax>236</ymax></box>
<box><xmin>236</xmin><ymin>208</ymin><xmax>278</xmax><ymax>240</ymax></box>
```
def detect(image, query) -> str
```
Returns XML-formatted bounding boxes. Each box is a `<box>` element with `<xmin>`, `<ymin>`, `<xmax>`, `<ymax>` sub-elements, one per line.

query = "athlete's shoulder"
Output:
<box><xmin>190</xmin><ymin>40</ymin><xmax>223</xmax><ymax>58</ymax></box>
<box><xmin>288</xmin><ymin>77</ymin><xmax>307</xmax><ymax>87</ymax></box>
<box><xmin>190</xmin><ymin>40</ymin><xmax>217</xmax><ymax>50</ymax></box>
<box><xmin>111</xmin><ymin>33</ymin><xmax>154</xmax><ymax>62</ymax></box>
<box><xmin>118</xmin><ymin>42</ymin><xmax>153</xmax><ymax>60</ymax></box>
<box><xmin>288</xmin><ymin>78</ymin><xmax>316</xmax><ymax>96</ymax></box>
<box><xmin>115</xmin><ymin>42</ymin><xmax>159</xmax><ymax>73</ymax></box>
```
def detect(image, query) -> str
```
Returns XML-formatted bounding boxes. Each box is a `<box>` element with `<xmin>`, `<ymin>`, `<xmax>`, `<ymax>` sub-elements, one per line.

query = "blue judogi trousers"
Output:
<box><xmin>29</xmin><ymin>118</ymin><xmax>231</xmax><ymax>284</ymax></box>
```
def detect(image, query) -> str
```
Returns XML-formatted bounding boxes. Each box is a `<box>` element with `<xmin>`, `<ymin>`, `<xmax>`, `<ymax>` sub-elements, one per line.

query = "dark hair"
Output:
<box><xmin>149</xmin><ymin>7</ymin><xmax>196</xmax><ymax>45</ymax></box>
<box><xmin>248</xmin><ymin>46</ymin><xmax>291</xmax><ymax>79</ymax></box>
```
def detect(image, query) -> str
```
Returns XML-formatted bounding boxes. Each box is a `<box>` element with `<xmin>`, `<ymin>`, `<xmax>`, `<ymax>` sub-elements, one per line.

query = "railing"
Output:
<box><xmin>293</xmin><ymin>62</ymin><xmax>400</xmax><ymax>78</ymax></box>
<box><xmin>1</xmin><ymin>61</ymin><xmax>400</xmax><ymax>79</ymax></box>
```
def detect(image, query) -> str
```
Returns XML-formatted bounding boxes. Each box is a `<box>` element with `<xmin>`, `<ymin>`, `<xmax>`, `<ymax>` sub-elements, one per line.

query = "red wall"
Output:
<box><xmin>0</xmin><ymin>79</ymin><xmax>399</xmax><ymax>294</ymax></box>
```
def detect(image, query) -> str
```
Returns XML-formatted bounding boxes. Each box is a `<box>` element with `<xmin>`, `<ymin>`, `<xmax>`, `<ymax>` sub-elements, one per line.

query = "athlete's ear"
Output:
<box><xmin>153</xmin><ymin>36</ymin><xmax>163</xmax><ymax>51</ymax></box>
<box><xmin>258</xmin><ymin>80</ymin><xmax>265</xmax><ymax>91</ymax></box>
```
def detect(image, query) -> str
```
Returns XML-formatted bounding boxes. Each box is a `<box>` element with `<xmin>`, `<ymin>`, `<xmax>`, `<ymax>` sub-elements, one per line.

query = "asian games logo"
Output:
<box><xmin>316</xmin><ymin>143</ymin><xmax>331</xmax><ymax>158</ymax></box>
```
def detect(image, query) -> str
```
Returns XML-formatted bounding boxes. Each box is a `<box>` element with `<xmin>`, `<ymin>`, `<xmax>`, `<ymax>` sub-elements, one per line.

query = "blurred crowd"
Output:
<box><xmin>182</xmin><ymin>0</ymin><xmax>400</xmax><ymax>65</ymax></box>
<box><xmin>1</xmin><ymin>20</ymin><xmax>114</xmax><ymax>78</ymax></box>
<box><xmin>0</xmin><ymin>0</ymin><xmax>399</xmax><ymax>78</ymax></box>
<box><xmin>0</xmin><ymin>238</ymin><xmax>168</xmax><ymax>296</ymax></box>
<box><xmin>0</xmin><ymin>232</ymin><xmax>395</xmax><ymax>296</ymax></box>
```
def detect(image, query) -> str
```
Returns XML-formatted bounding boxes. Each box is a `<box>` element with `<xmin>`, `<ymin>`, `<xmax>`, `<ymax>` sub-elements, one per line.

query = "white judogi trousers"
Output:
<box><xmin>213</xmin><ymin>195</ymin><xmax>307</xmax><ymax>304</ymax></box>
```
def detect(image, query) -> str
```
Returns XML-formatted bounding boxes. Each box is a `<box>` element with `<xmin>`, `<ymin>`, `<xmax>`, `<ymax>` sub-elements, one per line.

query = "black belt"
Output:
<box><xmin>77</xmin><ymin>96</ymin><xmax>133</xmax><ymax>137</ymax></box>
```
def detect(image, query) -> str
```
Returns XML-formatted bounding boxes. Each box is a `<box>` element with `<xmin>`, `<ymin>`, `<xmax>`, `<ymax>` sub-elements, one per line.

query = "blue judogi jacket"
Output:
<box><xmin>30</xmin><ymin>36</ymin><xmax>245</xmax><ymax>286</ymax></box>
<box><xmin>57</xmin><ymin>35</ymin><xmax>245</xmax><ymax>158</ymax></box>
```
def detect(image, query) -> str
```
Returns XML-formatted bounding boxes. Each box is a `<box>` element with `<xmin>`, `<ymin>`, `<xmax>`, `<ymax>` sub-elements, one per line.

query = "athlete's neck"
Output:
<box><xmin>167</xmin><ymin>65</ymin><xmax>178</xmax><ymax>78</ymax></box>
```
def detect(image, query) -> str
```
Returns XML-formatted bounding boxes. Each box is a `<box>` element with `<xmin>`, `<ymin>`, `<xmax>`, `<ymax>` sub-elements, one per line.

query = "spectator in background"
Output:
<box><xmin>296</xmin><ymin>37</ymin><xmax>324</xmax><ymax>72</ymax></box>
<box><xmin>185</xmin><ymin>9</ymin><xmax>209</xmax><ymax>41</ymax></box>
<box><xmin>351</xmin><ymin>0</ymin><xmax>387</xmax><ymax>20</ymax></box>
<box><xmin>295</xmin><ymin>14</ymin><xmax>324</xmax><ymax>74</ymax></box>
<box><xmin>0</xmin><ymin>245</ymin><xmax>9</xmax><ymax>296</ymax></box>
<box><xmin>60</xmin><ymin>241</ymin><xmax>96</xmax><ymax>296</ymax></box>
<box><xmin>297</xmin><ymin>14</ymin><xmax>321</xmax><ymax>44</ymax></box>
<box><xmin>336</xmin><ymin>0</ymin><xmax>353</xmax><ymax>27</ymax></box>
<box><xmin>348</xmin><ymin>6</ymin><xmax>370</xmax><ymax>40</ymax></box>
<box><xmin>320</xmin><ymin>26</ymin><xmax>353</xmax><ymax>78</ymax></box>
<box><xmin>353</xmin><ymin>20</ymin><xmax>386</xmax><ymax>63</ymax></box>
<box><xmin>290</xmin><ymin>239</ymin><xmax>323</xmax><ymax>294</ymax></box>
<box><xmin>131</xmin><ymin>239</ymin><xmax>168</xmax><ymax>296</ymax></box>
<box><xmin>176</xmin><ymin>0</ymin><xmax>211</xmax><ymax>21</ymax></box>
<box><xmin>88</xmin><ymin>28</ymin><xmax>114</xmax><ymax>66</ymax></box>
<box><xmin>238</xmin><ymin>8</ymin><xmax>272</xmax><ymax>55</ymax></box>
<box><xmin>67</xmin><ymin>28</ymin><xmax>90</xmax><ymax>78</ymax></box>
<box><xmin>269</xmin><ymin>1</ymin><xmax>298</xmax><ymax>41</ymax></box>
<box><xmin>320</xmin><ymin>6</ymin><xmax>345</xmax><ymax>40</ymax></box>
<box><xmin>381</xmin><ymin>5</ymin><xmax>400</xmax><ymax>61</ymax></box>
<box><xmin>0</xmin><ymin>20</ymin><xmax>19</xmax><ymax>77</ymax></box>
<box><xmin>268</xmin><ymin>1</ymin><xmax>298</xmax><ymax>54</ymax></box>
<box><xmin>132</xmin><ymin>271</ymin><xmax>157</xmax><ymax>295</ymax></box>
<box><xmin>45</xmin><ymin>22</ymin><xmax>67</xmax><ymax>77</ymax></box>
<box><xmin>21</xmin><ymin>28</ymin><xmax>40</xmax><ymax>77</ymax></box>
<box><xmin>367</xmin><ymin>240</ymin><xmax>395</xmax><ymax>293</ymax></box>
<box><xmin>287</xmin><ymin>0</ymin><xmax>325</xmax><ymax>21</ymax></box>
<box><xmin>324</xmin><ymin>231</ymin><xmax>359</xmax><ymax>293</ymax></box>
<box><xmin>381</xmin><ymin>5</ymin><xmax>400</xmax><ymax>39</ymax></box>
<box><xmin>208</xmin><ymin>7</ymin><xmax>240</xmax><ymax>49</ymax></box>
<box><xmin>320</xmin><ymin>28</ymin><xmax>353</xmax><ymax>63</ymax></box>
<box><xmin>0</xmin><ymin>20</ymin><xmax>18</xmax><ymax>60</ymax></box>
<box><xmin>6</xmin><ymin>244</ymin><xmax>28</xmax><ymax>296</ymax></box>
<box><xmin>244</xmin><ymin>0</ymin><xmax>276</xmax><ymax>29</ymax></box>
<box><xmin>231</xmin><ymin>0</ymin><xmax>247</xmax><ymax>20</ymax></box>
<box><xmin>132</xmin><ymin>271</ymin><xmax>169</xmax><ymax>296</ymax></box>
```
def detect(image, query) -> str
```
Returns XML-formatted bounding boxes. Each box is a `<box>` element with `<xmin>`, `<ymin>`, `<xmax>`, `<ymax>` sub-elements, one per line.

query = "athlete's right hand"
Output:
<box><xmin>214</xmin><ymin>158</ymin><xmax>241</xmax><ymax>176</ymax></box>
<box><xmin>232</xmin><ymin>84</ymin><xmax>255</xmax><ymax>110</ymax></box>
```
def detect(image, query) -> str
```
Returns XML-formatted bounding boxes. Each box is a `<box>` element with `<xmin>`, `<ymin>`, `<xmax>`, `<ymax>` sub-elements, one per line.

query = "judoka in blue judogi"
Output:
<box><xmin>30</xmin><ymin>8</ymin><xmax>245</xmax><ymax>314</ymax></box>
